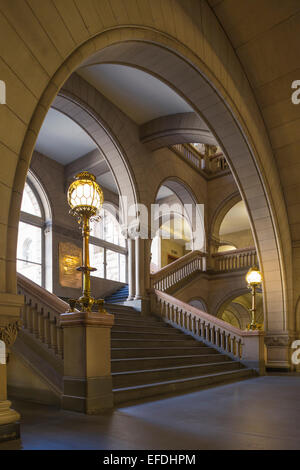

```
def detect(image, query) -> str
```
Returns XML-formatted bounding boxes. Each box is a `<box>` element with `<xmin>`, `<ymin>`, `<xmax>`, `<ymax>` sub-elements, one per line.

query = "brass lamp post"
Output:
<box><xmin>67</xmin><ymin>171</ymin><xmax>105</xmax><ymax>313</ymax></box>
<box><xmin>246</xmin><ymin>265</ymin><xmax>262</xmax><ymax>330</ymax></box>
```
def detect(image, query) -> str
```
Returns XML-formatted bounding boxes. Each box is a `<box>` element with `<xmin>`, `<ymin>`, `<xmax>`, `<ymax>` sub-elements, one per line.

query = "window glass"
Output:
<box><xmin>21</xmin><ymin>182</ymin><xmax>42</xmax><ymax>217</ymax></box>
<box><xmin>90</xmin><ymin>244</ymin><xmax>104</xmax><ymax>278</ymax></box>
<box><xmin>17</xmin><ymin>222</ymin><xmax>42</xmax><ymax>264</ymax></box>
<box><xmin>17</xmin><ymin>260</ymin><xmax>42</xmax><ymax>286</ymax></box>
<box><xmin>90</xmin><ymin>209</ymin><xmax>127</xmax><ymax>282</ymax></box>
<box><xmin>17</xmin><ymin>221</ymin><xmax>42</xmax><ymax>285</ymax></box>
<box><xmin>106</xmin><ymin>250</ymin><xmax>119</xmax><ymax>281</ymax></box>
<box><xmin>90</xmin><ymin>209</ymin><xmax>126</xmax><ymax>247</ymax></box>
<box><xmin>119</xmin><ymin>253</ymin><xmax>126</xmax><ymax>283</ymax></box>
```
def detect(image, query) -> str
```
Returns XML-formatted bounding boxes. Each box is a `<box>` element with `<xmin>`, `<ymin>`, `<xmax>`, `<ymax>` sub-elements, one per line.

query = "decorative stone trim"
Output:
<box><xmin>264</xmin><ymin>335</ymin><xmax>291</xmax><ymax>347</ymax></box>
<box><xmin>0</xmin><ymin>320</ymin><xmax>21</xmax><ymax>352</ymax></box>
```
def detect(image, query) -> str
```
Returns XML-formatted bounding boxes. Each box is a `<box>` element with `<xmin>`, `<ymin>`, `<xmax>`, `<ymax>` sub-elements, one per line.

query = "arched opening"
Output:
<box><xmin>188</xmin><ymin>298</ymin><xmax>207</xmax><ymax>312</ymax></box>
<box><xmin>217</xmin><ymin>292</ymin><xmax>263</xmax><ymax>330</ymax></box>
<box><xmin>9</xmin><ymin>33</ymin><xmax>291</xmax><ymax>361</ymax></box>
<box><xmin>18</xmin><ymin>101</ymin><xmax>139</xmax><ymax>299</ymax></box>
<box><xmin>151</xmin><ymin>179</ymin><xmax>204</xmax><ymax>273</ymax></box>
<box><xmin>214</xmin><ymin>199</ymin><xmax>255</xmax><ymax>253</ymax></box>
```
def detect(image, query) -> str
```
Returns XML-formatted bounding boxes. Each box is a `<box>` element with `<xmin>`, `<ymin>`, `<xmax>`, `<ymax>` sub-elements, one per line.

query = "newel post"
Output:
<box><xmin>60</xmin><ymin>310</ymin><xmax>114</xmax><ymax>414</ymax></box>
<box><xmin>241</xmin><ymin>330</ymin><xmax>265</xmax><ymax>375</ymax></box>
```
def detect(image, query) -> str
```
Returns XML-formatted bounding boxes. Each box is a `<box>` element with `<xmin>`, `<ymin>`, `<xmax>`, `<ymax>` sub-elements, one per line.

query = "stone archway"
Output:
<box><xmin>52</xmin><ymin>91</ymin><xmax>138</xmax><ymax>220</ymax></box>
<box><xmin>75</xmin><ymin>39</ymin><xmax>290</xmax><ymax>338</ymax></box>
<box><xmin>6</xmin><ymin>26</ymin><xmax>292</xmax><ymax>367</ymax></box>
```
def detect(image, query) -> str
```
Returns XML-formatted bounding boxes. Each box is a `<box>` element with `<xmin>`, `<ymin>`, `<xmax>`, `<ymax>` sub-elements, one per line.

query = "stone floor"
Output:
<box><xmin>1</xmin><ymin>375</ymin><xmax>300</xmax><ymax>450</ymax></box>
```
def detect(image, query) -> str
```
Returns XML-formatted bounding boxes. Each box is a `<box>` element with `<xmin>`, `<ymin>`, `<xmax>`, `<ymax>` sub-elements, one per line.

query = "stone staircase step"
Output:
<box><xmin>112</xmin><ymin>321</ymin><xmax>172</xmax><ymax>332</ymax></box>
<box><xmin>111</xmin><ymin>338</ymin><xmax>197</xmax><ymax>348</ymax></box>
<box><xmin>112</xmin><ymin>361</ymin><xmax>242</xmax><ymax>387</ymax></box>
<box><xmin>111</xmin><ymin>329</ymin><xmax>187</xmax><ymax>340</ymax></box>
<box><xmin>111</xmin><ymin>353</ymin><xmax>231</xmax><ymax>372</ymax></box>
<box><xmin>111</xmin><ymin>346</ymin><xmax>215</xmax><ymax>359</ymax></box>
<box><xmin>110</xmin><ymin>313</ymin><xmax>162</xmax><ymax>323</ymax></box>
<box><xmin>113</xmin><ymin>369</ymin><xmax>256</xmax><ymax>405</ymax></box>
<box><xmin>112</xmin><ymin>318</ymin><xmax>167</xmax><ymax>328</ymax></box>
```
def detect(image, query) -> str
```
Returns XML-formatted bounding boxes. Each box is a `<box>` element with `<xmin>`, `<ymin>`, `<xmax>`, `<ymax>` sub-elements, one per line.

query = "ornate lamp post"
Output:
<box><xmin>246</xmin><ymin>265</ymin><xmax>262</xmax><ymax>330</ymax></box>
<box><xmin>67</xmin><ymin>171</ymin><xmax>105</xmax><ymax>312</ymax></box>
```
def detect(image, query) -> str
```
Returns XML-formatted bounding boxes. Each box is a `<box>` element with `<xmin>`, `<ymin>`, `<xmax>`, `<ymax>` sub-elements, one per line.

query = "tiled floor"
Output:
<box><xmin>1</xmin><ymin>375</ymin><xmax>300</xmax><ymax>450</ymax></box>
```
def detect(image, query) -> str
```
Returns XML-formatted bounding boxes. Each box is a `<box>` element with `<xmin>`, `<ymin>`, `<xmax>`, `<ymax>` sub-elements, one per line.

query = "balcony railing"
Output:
<box><xmin>150</xmin><ymin>250</ymin><xmax>206</xmax><ymax>292</ymax></box>
<box><xmin>212</xmin><ymin>247</ymin><xmax>257</xmax><ymax>272</ymax></box>
<box><xmin>150</xmin><ymin>290</ymin><xmax>264</xmax><ymax>373</ymax></box>
<box><xmin>17</xmin><ymin>273</ymin><xmax>67</xmax><ymax>361</ymax></box>
<box><xmin>170</xmin><ymin>143</ymin><xmax>229</xmax><ymax>176</ymax></box>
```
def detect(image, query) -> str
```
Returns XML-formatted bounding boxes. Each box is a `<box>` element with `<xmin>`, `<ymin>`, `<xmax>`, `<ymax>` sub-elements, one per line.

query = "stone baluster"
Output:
<box><xmin>44</xmin><ymin>315</ymin><xmax>51</xmax><ymax>348</ymax></box>
<box><xmin>56</xmin><ymin>327</ymin><xmax>64</xmax><ymax>358</ymax></box>
<box><xmin>37</xmin><ymin>310</ymin><xmax>45</xmax><ymax>342</ymax></box>
<box><xmin>210</xmin><ymin>326</ymin><xmax>215</xmax><ymax>345</ymax></box>
<box><xmin>231</xmin><ymin>336</ymin><xmax>235</xmax><ymax>356</ymax></box>
<box><xmin>225</xmin><ymin>334</ymin><xmax>230</xmax><ymax>353</ymax></box>
<box><xmin>49</xmin><ymin>320</ymin><xmax>58</xmax><ymax>353</ymax></box>
<box><xmin>27</xmin><ymin>305</ymin><xmax>33</xmax><ymax>333</ymax></box>
<box><xmin>23</xmin><ymin>304</ymin><xmax>29</xmax><ymax>329</ymax></box>
<box><xmin>200</xmin><ymin>321</ymin><xmax>205</xmax><ymax>338</ymax></box>
<box><xmin>205</xmin><ymin>324</ymin><xmax>210</xmax><ymax>341</ymax></box>
<box><xmin>32</xmin><ymin>307</ymin><xmax>39</xmax><ymax>338</ymax></box>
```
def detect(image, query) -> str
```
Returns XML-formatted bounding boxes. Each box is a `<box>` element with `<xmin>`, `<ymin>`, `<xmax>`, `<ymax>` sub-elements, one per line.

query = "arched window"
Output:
<box><xmin>90</xmin><ymin>208</ymin><xmax>127</xmax><ymax>283</ymax></box>
<box><xmin>17</xmin><ymin>181</ymin><xmax>44</xmax><ymax>286</ymax></box>
<box><xmin>17</xmin><ymin>173</ymin><xmax>52</xmax><ymax>290</ymax></box>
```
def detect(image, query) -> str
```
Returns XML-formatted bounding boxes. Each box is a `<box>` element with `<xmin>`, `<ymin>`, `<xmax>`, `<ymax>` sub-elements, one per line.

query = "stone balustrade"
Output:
<box><xmin>151</xmin><ymin>290</ymin><xmax>265</xmax><ymax>373</ymax></box>
<box><xmin>171</xmin><ymin>143</ymin><xmax>202</xmax><ymax>170</ymax></box>
<box><xmin>212</xmin><ymin>247</ymin><xmax>257</xmax><ymax>271</ymax></box>
<box><xmin>171</xmin><ymin>143</ymin><xmax>229</xmax><ymax>175</ymax></box>
<box><xmin>17</xmin><ymin>273</ymin><xmax>67</xmax><ymax>360</ymax></box>
<box><xmin>208</xmin><ymin>153</ymin><xmax>228</xmax><ymax>172</ymax></box>
<box><xmin>150</xmin><ymin>250</ymin><xmax>206</xmax><ymax>292</ymax></box>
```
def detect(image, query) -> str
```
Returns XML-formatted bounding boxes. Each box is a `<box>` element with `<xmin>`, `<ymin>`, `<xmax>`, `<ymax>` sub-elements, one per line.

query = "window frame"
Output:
<box><xmin>18</xmin><ymin>180</ymin><xmax>46</xmax><ymax>287</ymax></box>
<box><xmin>89</xmin><ymin>208</ymin><xmax>128</xmax><ymax>283</ymax></box>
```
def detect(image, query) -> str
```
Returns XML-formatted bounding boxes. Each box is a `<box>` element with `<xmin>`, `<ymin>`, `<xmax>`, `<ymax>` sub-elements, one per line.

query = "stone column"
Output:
<box><xmin>127</xmin><ymin>237</ymin><xmax>135</xmax><ymax>300</ymax></box>
<box><xmin>144</xmin><ymin>238</ymin><xmax>152</xmax><ymax>292</ymax></box>
<box><xmin>60</xmin><ymin>309</ymin><xmax>114</xmax><ymax>414</ymax></box>
<box><xmin>0</xmin><ymin>291</ymin><xmax>23</xmax><ymax>442</ymax></box>
<box><xmin>134</xmin><ymin>237</ymin><xmax>144</xmax><ymax>300</ymax></box>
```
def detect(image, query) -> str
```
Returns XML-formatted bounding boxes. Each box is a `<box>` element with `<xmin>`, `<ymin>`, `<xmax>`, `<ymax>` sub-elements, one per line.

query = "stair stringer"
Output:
<box><xmin>8</xmin><ymin>330</ymin><xmax>63</xmax><ymax>406</ymax></box>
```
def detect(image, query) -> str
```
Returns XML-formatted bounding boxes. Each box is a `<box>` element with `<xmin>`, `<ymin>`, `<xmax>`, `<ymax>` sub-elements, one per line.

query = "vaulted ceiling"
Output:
<box><xmin>77</xmin><ymin>64</ymin><xmax>192</xmax><ymax>125</ymax></box>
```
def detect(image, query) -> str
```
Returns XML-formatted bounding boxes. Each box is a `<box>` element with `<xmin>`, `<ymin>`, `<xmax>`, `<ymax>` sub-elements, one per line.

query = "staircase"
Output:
<box><xmin>105</xmin><ymin>284</ymin><xmax>129</xmax><ymax>304</ymax></box>
<box><xmin>111</xmin><ymin>307</ymin><xmax>255</xmax><ymax>405</ymax></box>
<box><xmin>15</xmin><ymin>274</ymin><xmax>259</xmax><ymax>409</ymax></box>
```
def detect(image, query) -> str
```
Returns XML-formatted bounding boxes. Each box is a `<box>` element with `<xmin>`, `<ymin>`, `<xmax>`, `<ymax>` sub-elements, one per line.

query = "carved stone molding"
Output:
<box><xmin>0</xmin><ymin>321</ymin><xmax>21</xmax><ymax>351</ymax></box>
<box><xmin>264</xmin><ymin>335</ymin><xmax>290</xmax><ymax>347</ymax></box>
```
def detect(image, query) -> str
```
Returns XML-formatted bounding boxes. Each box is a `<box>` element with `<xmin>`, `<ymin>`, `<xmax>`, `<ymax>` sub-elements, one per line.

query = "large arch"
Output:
<box><xmin>52</xmin><ymin>90</ymin><xmax>138</xmax><ymax>219</ymax></box>
<box><xmin>3</xmin><ymin>18</ymin><xmax>292</xmax><ymax>370</ymax></box>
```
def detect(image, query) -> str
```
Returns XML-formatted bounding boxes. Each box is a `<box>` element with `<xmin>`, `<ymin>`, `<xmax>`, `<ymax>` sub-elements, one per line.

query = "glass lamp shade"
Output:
<box><xmin>67</xmin><ymin>172</ymin><xmax>104</xmax><ymax>214</ymax></box>
<box><xmin>246</xmin><ymin>265</ymin><xmax>262</xmax><ymax>286</ymax></box>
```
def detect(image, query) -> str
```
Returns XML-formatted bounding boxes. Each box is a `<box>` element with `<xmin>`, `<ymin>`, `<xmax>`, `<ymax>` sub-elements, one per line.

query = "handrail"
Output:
<box><xmin>17</xmin><ymin>273</ymin><xmax>69</xmax><ymax>313</ymax></box>
<box><xmin>17</xmin><ymin>273</ymin><xmax>67</xmax><ymax>360</ymax></box>
<box><xmin>212</xmin><ymin>247</ymin><xmax>257</xmax><ymax>271</ymax></box>
<box><xmin>150</xmin><ymin>250</ymin><xmax>206</xmax><ymax>291</ymax></box>
<box><xmin>171</xmin><ymin>143</ymin><xmax>202</xmax><ymax>170</ymax></box>
<box><xmin>151</xmin><ymin>290</ymin><xmax>264</xmax><ymax>372</ymax></box>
